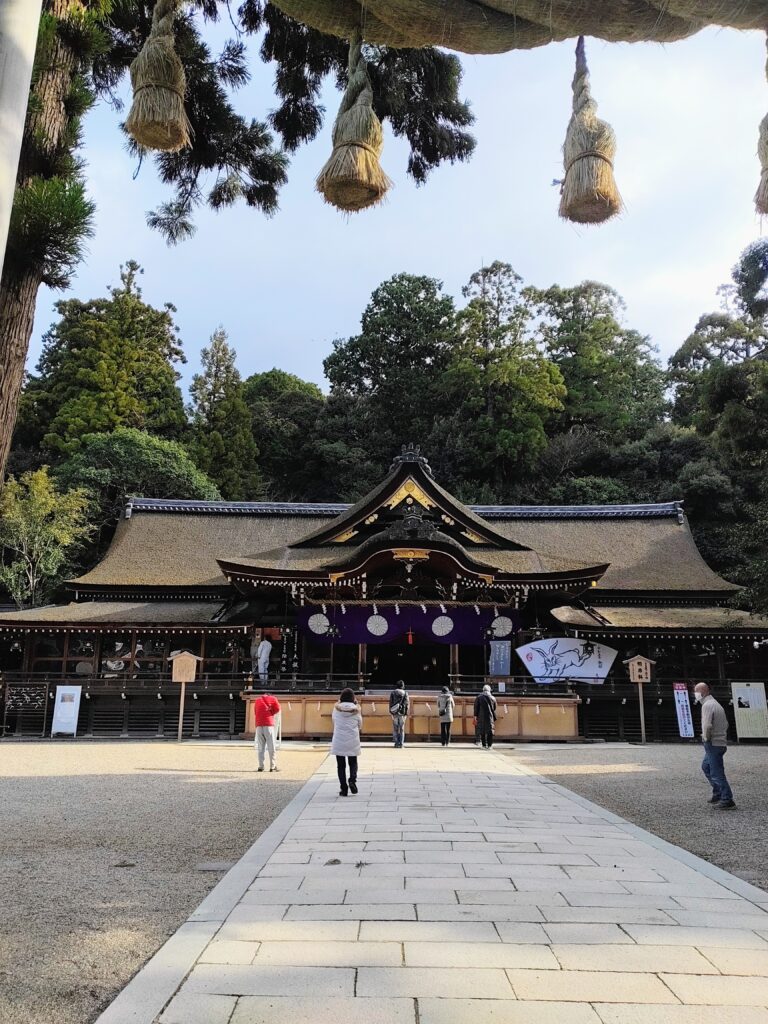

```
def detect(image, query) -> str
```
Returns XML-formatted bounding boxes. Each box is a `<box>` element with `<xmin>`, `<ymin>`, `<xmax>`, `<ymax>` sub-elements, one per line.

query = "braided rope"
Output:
<box><xmin>271</xmin><ymin>1</ymin><xmax>768</xmax><ymax>53</ymax></box>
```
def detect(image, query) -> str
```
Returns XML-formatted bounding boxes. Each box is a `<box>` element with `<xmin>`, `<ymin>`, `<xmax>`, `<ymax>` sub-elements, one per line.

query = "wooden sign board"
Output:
<box><xmin>169</xmin><ymin>650</ymin><xmax>202</xmax><ymax>683</ymax></box>
<box><xmin>624</xmin><ymin>655</ymin><xmax>655</xmax><ymax>684</ymax></box>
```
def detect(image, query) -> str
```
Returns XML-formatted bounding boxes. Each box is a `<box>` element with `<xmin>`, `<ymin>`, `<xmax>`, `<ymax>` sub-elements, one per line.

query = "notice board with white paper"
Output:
<box><xmin>731</xmin><ymin>681</ymin><xmax>768</xmax><ymax>740</ymax></box>
<box><xmin>51</xmin><ymin>685</ymin><xmax>82</xmax><ymax>736</ymax></box>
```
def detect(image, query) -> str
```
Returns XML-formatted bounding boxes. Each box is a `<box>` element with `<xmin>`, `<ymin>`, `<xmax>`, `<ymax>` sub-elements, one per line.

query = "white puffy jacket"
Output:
<box><xmin>330</xmin><ymin>701</ymin><xmax>363</xmax><ymax>756</ymax></box>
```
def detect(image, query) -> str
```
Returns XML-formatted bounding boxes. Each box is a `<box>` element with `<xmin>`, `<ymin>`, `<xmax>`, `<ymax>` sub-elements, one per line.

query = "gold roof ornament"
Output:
<box><xmin>386</xmin><ymin>479</ymin><xmax>435</xmax><ymax>512</ymax></box>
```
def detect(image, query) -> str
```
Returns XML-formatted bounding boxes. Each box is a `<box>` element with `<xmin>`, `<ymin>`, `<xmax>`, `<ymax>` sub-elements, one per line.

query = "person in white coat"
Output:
<box><xmin>330</xmin><ymin>687</ymin><xmax>362</xmax><ymax>796</ymax></box>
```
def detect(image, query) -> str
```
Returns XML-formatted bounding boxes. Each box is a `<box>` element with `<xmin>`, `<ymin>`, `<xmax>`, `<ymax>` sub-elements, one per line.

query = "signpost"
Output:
<box><xmin>169</xmin><ymin>651</ymin><xmax>202</xmax><ymax>742</ymax></box>
<box><xmin>624</xmin><ymin>655</ymin><xmax>655</xmax><ymax>744</ymax></box>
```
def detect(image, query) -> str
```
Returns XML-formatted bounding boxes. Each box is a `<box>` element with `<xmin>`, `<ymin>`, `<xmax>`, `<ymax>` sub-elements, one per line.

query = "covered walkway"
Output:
<box><xmin>97</xmin><ymin>746</ymin><xmax>768</xmax><ymax>1024</ymax></box>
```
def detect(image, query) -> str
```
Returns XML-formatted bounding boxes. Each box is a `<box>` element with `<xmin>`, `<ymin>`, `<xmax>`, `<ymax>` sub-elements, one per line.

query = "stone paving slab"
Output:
<box><xmin>93</xmin><ymin>747</ymin><xmax>768</xmax><ymax>1024</ymax></box>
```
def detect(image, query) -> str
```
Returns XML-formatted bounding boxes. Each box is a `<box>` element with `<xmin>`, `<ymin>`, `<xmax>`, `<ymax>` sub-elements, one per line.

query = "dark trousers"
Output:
<box><xmin>480</xmin><ymin>726</ymin><xmax>494</xmax><ymax>748</ymax></box>
<box><xmin>336</xmin><ymin>755</ymin><xmax>358</xmax><ymax>793</ymax></box>
<box><xmin>440</xmin><ymin>722</ymin><xmax>452</xmax><ymax>745</ymax></box>
<box><xmin>701</xmin><ymin>743</ymin><xmax>733</xmax><ymax>802</ymax></box>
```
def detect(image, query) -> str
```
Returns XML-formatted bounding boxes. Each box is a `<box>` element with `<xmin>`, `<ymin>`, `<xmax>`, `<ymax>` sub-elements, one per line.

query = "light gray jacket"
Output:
<box><xmin>700</xmin><ymin>694</ymin><xmax>728</xmax><ymax>746</ymax></box>
<box><xmin>437</xmin><ymin>692</ymin><xmax>455</xmax><ymax>723</ymax></box>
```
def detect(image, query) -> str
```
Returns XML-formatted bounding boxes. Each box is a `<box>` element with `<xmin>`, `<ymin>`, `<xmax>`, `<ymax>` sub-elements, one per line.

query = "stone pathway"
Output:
<box><xmin>97</xmin><ymin>747</ymin><xmax>768</xmax><ymax>1024</ymax></box>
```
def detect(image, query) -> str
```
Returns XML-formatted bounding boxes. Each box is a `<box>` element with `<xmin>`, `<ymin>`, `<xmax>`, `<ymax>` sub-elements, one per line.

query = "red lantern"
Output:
<box><xmin>407</xmin><ymin>629</ymin><xmax>414</xmax><ymax>646</ymax></box>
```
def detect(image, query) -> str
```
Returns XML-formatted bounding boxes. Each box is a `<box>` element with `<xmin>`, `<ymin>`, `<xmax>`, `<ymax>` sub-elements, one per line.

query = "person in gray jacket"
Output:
<box><xmin>694</xmin><ymin>683</ymin><xmax>735</xmax><ymax>809</ymax></box>
<box><xmin>437</xmin><ymin>686</ymin><xmax>455</xmax><ymax>746</ymax></box>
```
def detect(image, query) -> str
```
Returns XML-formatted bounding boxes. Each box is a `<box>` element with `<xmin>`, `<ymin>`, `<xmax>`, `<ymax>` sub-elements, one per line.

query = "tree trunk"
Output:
<box><xmin>0</xmin><ymin>0</ymin><xmax>78</xmax><ymax>481</ymax></box>
<box><xmin>0</xmin><ymin>269</ymin><xmax>41</xmax><ymax>474</ymax></box>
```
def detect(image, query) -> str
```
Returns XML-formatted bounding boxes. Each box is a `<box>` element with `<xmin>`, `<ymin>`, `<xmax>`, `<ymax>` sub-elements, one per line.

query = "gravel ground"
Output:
<box><xmin>0</xmin><ymin>740</ymin><xmax>325</xmax><ymax>1024</ymax></box>
<box><xmin>505</xmin><ymin>741</ymin><xmax>768</xmax><ymax>892</ymax></box>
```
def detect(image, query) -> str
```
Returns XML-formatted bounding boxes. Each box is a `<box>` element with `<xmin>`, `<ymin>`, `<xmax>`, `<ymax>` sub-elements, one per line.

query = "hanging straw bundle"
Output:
<box><xmin>755</xmin><ymin>35</ymin><xmax>768</xmax><ymax>216</ymax></box>
<box><xmin>125</xmin><ymin>0</ymin><xmax>191</xmax><ymax>152</ymax></box>
<box><xmin>316</xmin><ymin>30</ymin><xmax>391</xmax><ymax>212</ymax></box>
<box><xmin>558</xmin><ymin>36</ymin><xmax>621</xmax><ymax>224</ymax></box>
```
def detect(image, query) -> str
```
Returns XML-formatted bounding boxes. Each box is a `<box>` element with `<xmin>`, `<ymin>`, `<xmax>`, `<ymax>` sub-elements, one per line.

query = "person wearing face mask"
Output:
<box><xmin>694</xmin><ymin>683</ymin><xmax>735</xmax><ymax>809</ymax></box>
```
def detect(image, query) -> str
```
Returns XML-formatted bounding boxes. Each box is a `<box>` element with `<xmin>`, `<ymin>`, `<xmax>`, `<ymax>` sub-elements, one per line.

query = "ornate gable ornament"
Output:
<box><xmin>389</xmin><ymin>443</ymin><xmax>433</xmax><ymax>476</ymax></box>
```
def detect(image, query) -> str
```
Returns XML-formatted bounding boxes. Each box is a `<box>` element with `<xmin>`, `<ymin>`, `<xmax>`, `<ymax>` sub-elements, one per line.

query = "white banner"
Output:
<box><xmin>516</xmin><ymin>638</ymin><xmax>618</xmax><ymax>684</ymax></box>
<box><xmin>731</xmin><ymin>681</ymin><xmax>768</xmax><ymax>740</ymax></box>
<box><xmin>51</xmin><ymin>685</ymin><xmax>82</xmax><ymax>736</ymax></box>
<box><xmin>673</xmin><ymin>683</ymin><xmax>694</xmax><ymax>738</ymax></box>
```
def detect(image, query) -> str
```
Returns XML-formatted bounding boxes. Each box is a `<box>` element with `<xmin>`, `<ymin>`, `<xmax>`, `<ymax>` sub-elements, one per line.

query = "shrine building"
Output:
<box><xmin>2</xmin><ymin>445</ymin><xmax>767</xmax><ymax>741</ymax></box>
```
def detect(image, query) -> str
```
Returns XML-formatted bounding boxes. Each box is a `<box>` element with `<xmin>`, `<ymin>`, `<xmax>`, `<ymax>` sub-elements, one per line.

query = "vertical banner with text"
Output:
<box><xmin>673</xmin><ymin>683</ymin><xmax>694</xmax><ymax>739</ymax></box>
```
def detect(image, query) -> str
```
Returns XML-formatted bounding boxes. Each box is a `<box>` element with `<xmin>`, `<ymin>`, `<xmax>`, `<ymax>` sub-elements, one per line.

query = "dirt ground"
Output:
<box><xmin>506</xmin><ymin>741</ymin><xmax>768</xmax><ymax>892</ymax></box>
<box><xmin>0</xmin><ymin>740</ymin><xmax>325</xmax><ymax>1024</ymax></box>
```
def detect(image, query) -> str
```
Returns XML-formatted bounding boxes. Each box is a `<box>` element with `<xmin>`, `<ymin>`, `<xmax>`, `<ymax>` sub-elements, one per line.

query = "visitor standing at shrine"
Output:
<box><xmin>694</xmin><ymin>683</ymin><xmax>736</xmax><ymax>809</ymax></box>
<box><xmin>438</xmin><ymin>686</ymin><xmax>455</xmax><ymax>746</ymax></box>
<box><xmin>331</xmin><ymin>688</ymin><xmax>362</xmax><ymax>796</ymax></box>
<box><xmin>253</xmin><ymin>691</ymin><xmax>281</xmax><ymax>772</ymax></box>
<box><xmin>389</xmin><ymin>682</ymin><xmax>409</xmax><ymax>748</ymax></box>
<box><xmin>474</xmin><ymin>684</ymin><xmax>497</xmax><ymax>748</ymax></box>
<box><xmin>256</xmin><ymin>634</ymin><xmax>272</xmax><ymax>682</ymax></box>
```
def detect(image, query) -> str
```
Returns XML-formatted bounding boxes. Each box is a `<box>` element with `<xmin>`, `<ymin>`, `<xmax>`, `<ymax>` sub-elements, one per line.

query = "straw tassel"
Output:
<box><xmin>755</xmin><ymin>35</ymin><xmax>768</xmax><ymax>215</ymax></box>
<box><xmin>316</xmin><ymin>30</ymin><xmax>391</xmax><ymax>212</ymax></box>
<box><xmin>125</xmin><ymin>0</ymin><xmax>191</xmax><ymax>152</ymax></box>
<box><xmin>559</xmin><ymin>36</ymin><xmax>621</xmax><ymax>224</ymax></box>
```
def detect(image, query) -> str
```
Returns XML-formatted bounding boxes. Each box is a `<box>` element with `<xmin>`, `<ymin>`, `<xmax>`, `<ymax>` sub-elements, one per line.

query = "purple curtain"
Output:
<box><xmin>297</xmin><ymin>605</ymin><xmax>519</xmax><ymax>645</ymax></box>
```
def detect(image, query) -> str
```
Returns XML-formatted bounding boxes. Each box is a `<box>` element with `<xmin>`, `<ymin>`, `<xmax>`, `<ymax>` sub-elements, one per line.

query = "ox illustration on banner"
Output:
<box><xmin>516</xmin><ymin>638</ymin><xmax>618</xmax><ymax>684</ymax></box>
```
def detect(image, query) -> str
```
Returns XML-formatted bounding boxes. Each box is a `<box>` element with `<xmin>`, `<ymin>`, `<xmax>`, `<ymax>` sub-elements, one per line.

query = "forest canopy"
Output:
<box><xmin>4</xmin><ymin>242</ymin><xmax>768</xmax><ymax>610</ymax></box>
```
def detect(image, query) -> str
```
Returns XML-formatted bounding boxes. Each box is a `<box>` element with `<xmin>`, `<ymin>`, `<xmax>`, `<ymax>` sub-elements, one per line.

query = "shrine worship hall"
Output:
<box><xmin>2</xmin><ymin>445</ymin><xmax>768</xmax><ymax>742</ymax></box>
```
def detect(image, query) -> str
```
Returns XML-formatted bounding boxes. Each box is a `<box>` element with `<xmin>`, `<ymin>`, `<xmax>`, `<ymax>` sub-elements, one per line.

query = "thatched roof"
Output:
<box><xmin>70</xmin><ymin>496</ymin><xmax>736</xmax><ymax>597</ymax></box>
<box><xmin>0</xmin><ymin>601</ymin><xmax>238</xmax><ymax>632</ymax></box>
<box><xmin>552</xmin><ymin>605</ymin><xmax>768</xmax><ymax>634</ymax></box>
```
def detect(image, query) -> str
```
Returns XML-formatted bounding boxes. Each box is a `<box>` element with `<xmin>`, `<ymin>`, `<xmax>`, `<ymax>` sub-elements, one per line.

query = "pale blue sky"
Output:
<box><xmin>28</xmin><ymin>24</ymin><xmax>768</xmax><ymax>394</ymax></box>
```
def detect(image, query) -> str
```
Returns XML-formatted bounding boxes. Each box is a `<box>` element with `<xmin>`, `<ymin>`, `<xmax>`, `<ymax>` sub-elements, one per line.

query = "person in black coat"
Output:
<box><xmin>474</xmin><ymin>685</ymin><xmax>497</xmax><ymax>748</ymax></box>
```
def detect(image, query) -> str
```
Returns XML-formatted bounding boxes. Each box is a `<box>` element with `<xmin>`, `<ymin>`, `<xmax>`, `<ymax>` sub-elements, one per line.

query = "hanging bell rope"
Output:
<box><xmin>559</xmin><ymin>36</ymin><xmax>621</xmax><ymax>225</ymax></box>
<box><xmin>755</xmin><ymin>34</ymin><xmax>768</xmax><ymax>216</ymax></box>
<box><xmin>316</xmin><ymin>30</ymin><xmax>392</xmax><ymax>212</ymax></box>
<box><xmin>125</xmin><ymin>0</ymin><xmax>191</xmax><ymax>152</ymax></box>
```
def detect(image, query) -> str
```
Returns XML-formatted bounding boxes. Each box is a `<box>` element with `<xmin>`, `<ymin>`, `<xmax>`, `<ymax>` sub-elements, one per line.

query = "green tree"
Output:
<box><xmin>54</xmin><ymin>427</ymin><xmax>221</xmax><ymax>553</ymax></box>
<box><xmin>671</xmin><ymin>240</ymin><xmax>768</xmax><ymax>425</ymax></box>
<box><xmin>0</xmin><ymin>468</ymin><xmax>91</xmax><ymax>608</ymax></box>
<box><xmin>324</xmin><ymin>273</ymin><xmax>458</xmax><ymax>468</ymax></box>
<box><xmin>433</xmin><ymin>262</ymin><xmax>564</xmax><ymax>493</ymax></box>
<box><xmin>242</xmin><ymin>369</ymin><xmax>325</xmax><ymax>498</ymax></box>
<box><xmin>1</xmin><ymin>0</ymin><xmax>476</xmax><ymax>481</ymax></box>
<box><xmin>527</xmin><ymin>281</ymin><xmax>667</xmax><ymax>440</ymax></box>
<box><xmin>190</xmin><ymin>328</ymin><xmax>261</xmax><ymax>500</ymax></box>
<box><xmin>15</xmin><ymin>261</ymin><xmax>187</xmax><ymax>458</ymax></box>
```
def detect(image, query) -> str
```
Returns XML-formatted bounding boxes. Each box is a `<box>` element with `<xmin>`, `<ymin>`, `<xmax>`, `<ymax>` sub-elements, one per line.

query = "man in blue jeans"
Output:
<box><xmin>694</xmin><ymin>683</ymin><xmax>735</xmax><ymax>809</ymax></box>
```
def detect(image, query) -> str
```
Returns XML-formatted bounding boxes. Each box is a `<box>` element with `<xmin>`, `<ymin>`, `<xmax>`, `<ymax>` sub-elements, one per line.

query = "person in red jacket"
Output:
<box><xmin>253</xmin><ymin>692</ymin><xmax>281</xmax><ymax>772</ymax></box>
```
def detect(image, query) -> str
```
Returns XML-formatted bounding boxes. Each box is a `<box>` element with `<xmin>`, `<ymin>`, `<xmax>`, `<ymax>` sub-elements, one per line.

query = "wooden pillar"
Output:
<box><xmin>85</xmin><ymin>696</ymin><xmax>95</xmax><ymax>736</ymax></box>
<box><xmin>450</xmin><ymin>643</ymin><xmax>460</xmax><ymax>687</ymax></box>
<box><xmin>120</xmin><ymin>696</ymin><xmax>130</xmax><ymax>737</ymax></box>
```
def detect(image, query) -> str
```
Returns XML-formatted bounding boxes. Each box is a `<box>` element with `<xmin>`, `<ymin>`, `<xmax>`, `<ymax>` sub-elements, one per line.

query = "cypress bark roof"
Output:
<box><xmin>552</xmin><ymin>606</ymin><xmax>768</xmax><ymax>633</ymax></box>
<box><xmin>0</xmin><ymin>601</ymin><xmax>236</xmax><ymax>631</ymax></box>
<box><xmin>71</xmin><ymin>499</ymin><xmax>735</xmax><ymax>596</ymax></box>
<box><xmin>70</xmin><ymin>451</ymin><xmax>736</xmax><ymax>597</ymax></box>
